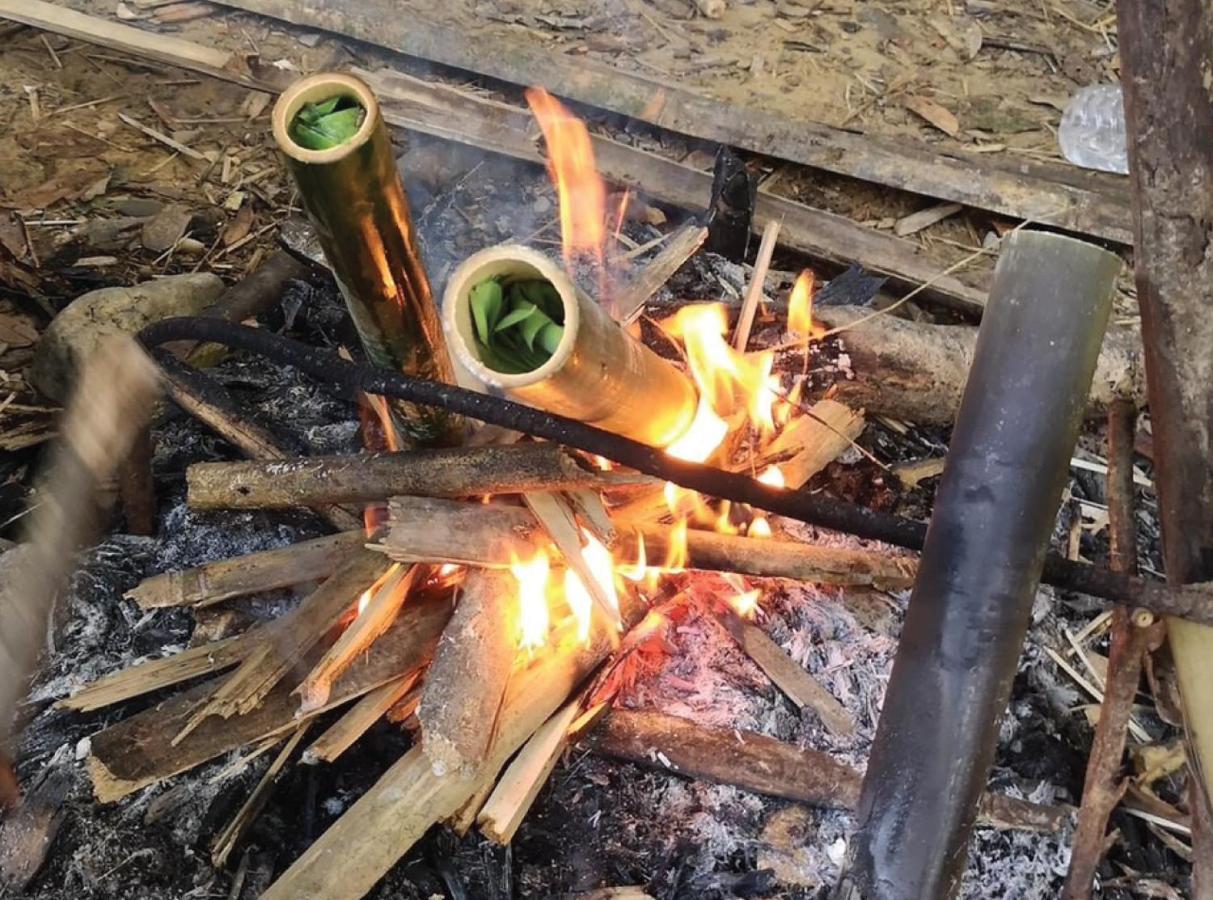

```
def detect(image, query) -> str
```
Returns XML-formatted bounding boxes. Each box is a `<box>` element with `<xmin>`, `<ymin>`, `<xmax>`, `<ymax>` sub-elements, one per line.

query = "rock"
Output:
<box><xmin>141</xmin><ymin>205</ymin><xmax>193</xmax><ymax>253</ymax></box>
<box><xmin>30</xmin><ymin>272</ymin><xmax>222</xmax><ymax>401</ymax></box>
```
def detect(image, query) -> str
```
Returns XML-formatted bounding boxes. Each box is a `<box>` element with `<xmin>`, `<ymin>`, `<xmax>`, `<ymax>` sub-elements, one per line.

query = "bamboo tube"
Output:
<box><xmin>839</xmin><ymin>231</ymin><xmax>1121</xmax><ymax>899</ymax></box>
<box><xmin>443</xmin><ymin>244</ymin><xmax>697</xmax><ymax>448</ymax></box>
<box><xmin>272</xmin><ymin>72</ymin><xmax>458</xmax><ymax>446</ymax></box>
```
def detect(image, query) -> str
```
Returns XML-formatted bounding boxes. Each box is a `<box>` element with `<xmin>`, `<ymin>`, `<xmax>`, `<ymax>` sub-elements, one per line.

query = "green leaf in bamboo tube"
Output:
<box><xmin>470</xmin><ymin>277</ymin><xmax>565</xmax><ymax>374</ymax></box>
<box><xmin>289</xmin><ymin>95</ymin><xmax>367</xmax><ymax>150</ymax></box>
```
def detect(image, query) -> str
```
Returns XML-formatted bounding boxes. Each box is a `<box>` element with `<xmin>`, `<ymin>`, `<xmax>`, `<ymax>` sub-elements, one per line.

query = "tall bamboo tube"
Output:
<box><xmin>442</xmin><ymin>244</ymin><xmax>697</xmax><ymax>448</ymax></box>
<box><xmin>836</xmin><ymin>231</ymin><xmax>1121</xmax><ymax>900</ymax></box>
<box><xmin>272</xmin><ymin>72</ymin><xmax>459</xmax><ymax>446</ymax></box>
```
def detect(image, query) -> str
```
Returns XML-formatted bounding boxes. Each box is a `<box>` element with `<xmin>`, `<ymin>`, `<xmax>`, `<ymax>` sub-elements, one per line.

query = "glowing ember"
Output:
<box><xmin>525</xmin><ymin>87</ymin><xmax>607</xmax><ymax>269</ymax></box>
<box><xmin>511</xmin><ymin>550</ymin><xmax>551</xmax><ymax>649</ymax></box>
<box><xmin>730</xmin><ymin>587</ymin><xmax>762</xmax><ymax>618</ymax></box>
<box><xmin>748</xmin><ymin>517</ymin><xmax>773</xmax><ymax>539</ymax></box>
<box><xmin>788</xmin><ymin>269</ymin><xmax>816</xmax><ymax>337</ymax></box>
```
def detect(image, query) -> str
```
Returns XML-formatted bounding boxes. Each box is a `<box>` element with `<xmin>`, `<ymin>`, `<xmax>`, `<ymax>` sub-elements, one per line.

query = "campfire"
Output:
<box><xmin>3</xmin><ymin>10</ymin><xmax>1212</xmax><ymax>896</ymax></box>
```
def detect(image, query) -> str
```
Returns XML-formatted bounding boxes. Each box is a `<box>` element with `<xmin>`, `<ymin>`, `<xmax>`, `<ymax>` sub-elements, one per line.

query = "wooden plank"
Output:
<box><xmin>212</xmin><ymin>0</ymin><xmax>1133</xmax><ymax>244</ymax></box>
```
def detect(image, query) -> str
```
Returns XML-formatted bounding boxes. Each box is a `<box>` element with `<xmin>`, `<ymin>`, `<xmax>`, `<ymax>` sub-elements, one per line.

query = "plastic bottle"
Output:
<box><xmin>1058</xmin><ymin>84</ymin><xmax>1129</xmax><ymax>175</ymax></box>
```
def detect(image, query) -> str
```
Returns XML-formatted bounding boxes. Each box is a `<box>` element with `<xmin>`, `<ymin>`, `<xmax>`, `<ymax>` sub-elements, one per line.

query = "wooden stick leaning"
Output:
<box><xmin>297</xmin><ymin>563</ymin><xmax>421</xmax><ymax>713</ymax></box>
<box><xmin>712</xmin><ymin>603</ymin><xmax>855</xmax><ymax>737</ymax></box>
<box><xmin>86</xmin><ymin>590</ymin><xmax>452</xmax><ymax>803</ymax></box>
<box><xmin>258</xmin><ymin>593</ymin><xmax>649</xmax><ymax>900</ymax></box>
<box><xmin>732</xmin><ymin>219</ymin><xmax>780</xmax><ymax>352</ymax></box>
<box><xmin>125</xmin><ymin>530</ymin><xmax>367</xmax><ymax>609</ymax></box>
<box><xmin>618</xmin><ymin>223</ymin><xmax>709</xmax><ymax>325</ymax></box>
<box><xmin>303</xmin><ymin>674</ymin><xmax>419</xmax><ymax>765</ymax></box>
<box><xmin>587</xmin><ymin>709</ymin><xmax>1071</xmax><ymax>834</ymax></box>
<box><xmin>186</xmin><ymin>443</ymin><xmax>639</xmax><ymax>510</ymax></box>
<box><xmin>417</xmin><ymin>568</ymin><xmax>519</xmax><ymax>777</ymax></box>
<box><xmin>375</xmin><ymin>497</ymin><xmax>917</xmax><ymax>589</ymax></box>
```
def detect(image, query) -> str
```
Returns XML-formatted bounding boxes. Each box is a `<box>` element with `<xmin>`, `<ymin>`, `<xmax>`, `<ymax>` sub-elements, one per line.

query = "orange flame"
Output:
<box><xmin>666</xmin><ymin>304</ymin><xmax>778</xmax><ymax>435</ymax></box>
<box><xmin>663</xmin><ymin>519</ymin><xmax>689</xmax><ymax>572</ymax></box>
<box><xmin>748</xmin><ymin>517</ymin><xmax>772</xmax><ymax>539</ymax></box>
<box><xmin>618</xmin><ymin>532</ymin><xmax>648</xmax><ymax>582</ymax></box>
<box><xmin>758</xmin><ymin>466</ymin><xmax>786</xmax><ymax>489</ymax></box>
<box><xmin>526</xmin><ymin>87</ymin><xmax>606</xmax><ymax>269</ymax></box>
<box><xmin>511</xmin><ymin>550</ymin><xmax>551</xmax><ymax>650</ymax></box>
<box><xmin>788</xmin><ymin>269</ymin><xmax>816</xmax><ymax>337</ymax></box>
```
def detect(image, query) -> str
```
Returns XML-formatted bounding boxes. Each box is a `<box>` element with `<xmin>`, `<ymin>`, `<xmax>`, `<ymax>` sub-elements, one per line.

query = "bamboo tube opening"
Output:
<box><xmin>444</xmin><ymin>246</ymin><xmax>579</xmax><ymax>388</ymax></box>
<box><xmin>272</xmin><ymin>73</ymin><xmax>378</xmax><ymax>165</ymax></box>
<box><xmin>443</xmin><ymin>244</ymin><xmax>698</xmax><ymax>448</ymax></box>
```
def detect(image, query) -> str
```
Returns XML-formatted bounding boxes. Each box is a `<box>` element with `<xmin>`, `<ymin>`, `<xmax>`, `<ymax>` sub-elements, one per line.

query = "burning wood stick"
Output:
<box><xmin>755</xmin><ymin>399</ymin><xmax>865</xmax><ymax>489</ymax></box>
<box><xmin>712</xmin><ymin>604</ymin><xmax>855</xmax><ymax>737</ymax></box>
<box><xmin>297</xmin><ymin>563</ymin><xmax>421</xmax><ymax>713</ymax></box>
<box><xmin>809</xmin><ymin>306</ymin><xmax>1146</xmax><ymax>427</ymax></box>
<box><xmin>376</xmin><ymin>497</ymin><xmax>917</xmax><ymax>588</ymax></box>
<box><xmin>124</xmin><ymin>530</ymin><xmax>366</xmax><ymax>609</ymax></box>
<box><xmin>418</xmin><ymin>569</ymin><xmax>519</xmax><ymax>776</ymax></box>
<box><xmin>185</xmin><ymin>443</ymin><xmax>631</xmax><ymax>509</ymax></box>
<box><xmin>174</xmin><ymin>550</ymin><xmax>387</xmax><ymax>741</ymax></box>
<box><xmin>303</xmin><ymin>673</ymin><xmax>419</xmax><ymax>765</ymax></box>
<box><xmin>58</xmin><ymin>635</ymin><xmax>247</xmax><ymax>713</ymax></box>
<box><xmin>732</xmin><ymin>219</ymin><xmax>780</xmax><ymax>351</ymax></box>
<box><xmin>156</xmin><ymin>353</ymin><xmax>361</xmax><ymax>531</ymax></box>
<box><xmin>87</xmin><ymin>591</ymin><xmax>452</xmax><ymax>803</ymax></box>
<box><xmin>258</xmin><ymin>594</ymin><xmax>649</xmax><ymax>900</ymax></box>
<box><xmin>525</xmin><ymin>491</ymin><xmax>619</xmax><ymax>628</ymax></box>
<box><xmin>627</xmin><ymin>525</ymin><xmax>916</xmax><ymax>588</ymax></box>
<box><xmin>587</xmin><ymin>709</ymin><xmax>1071</xmax><ymax>833</ymax></box>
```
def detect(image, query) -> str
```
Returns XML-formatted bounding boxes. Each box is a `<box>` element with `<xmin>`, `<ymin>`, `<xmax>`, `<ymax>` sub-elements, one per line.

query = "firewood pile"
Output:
<box><xmin>2</xmin><ymin>2</ymin><xmax>1211</xmax><ymax>899</ymax></box>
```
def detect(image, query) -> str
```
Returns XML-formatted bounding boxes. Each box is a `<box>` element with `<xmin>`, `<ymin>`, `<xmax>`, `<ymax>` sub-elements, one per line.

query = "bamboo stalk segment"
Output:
<box><xmin>124</xmin><ymin>530</ymin><xmax>366</xmax><ymax>609</ymax></box>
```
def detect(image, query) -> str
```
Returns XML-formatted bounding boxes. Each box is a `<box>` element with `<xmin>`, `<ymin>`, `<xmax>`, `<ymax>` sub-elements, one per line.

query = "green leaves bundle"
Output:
<box><xmin>469</xmin><ymin>277</ymin><xmax>566</xmax><ymax>374</ymax></box>
<box><xmin>289</xmin><ymin>95</ymin><xmax>366</xmax><ymax>150</ymax></box>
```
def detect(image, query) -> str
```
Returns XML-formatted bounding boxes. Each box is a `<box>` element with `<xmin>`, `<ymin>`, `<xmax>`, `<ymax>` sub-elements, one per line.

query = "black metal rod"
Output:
<box><xmin>134</xmin><ymin>316</ymin><xmax>1213</xmax><ymax>624</ymax></box>
<box><xmin>835</xmin><ymin>231</ymin><xmax>1121</xmax><ymax>899</ymax></box>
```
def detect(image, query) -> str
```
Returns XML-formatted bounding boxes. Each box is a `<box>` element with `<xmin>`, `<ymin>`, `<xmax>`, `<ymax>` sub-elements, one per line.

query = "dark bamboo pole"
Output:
<box><xmin>835</xmin><ymin>230</ymin><xmax>1121</xmax><ymax>900</ymax></box>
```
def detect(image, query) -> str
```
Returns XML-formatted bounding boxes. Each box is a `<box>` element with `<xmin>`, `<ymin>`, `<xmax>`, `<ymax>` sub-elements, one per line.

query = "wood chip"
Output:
<box><xmin>904</xmin><ymin>96</ymin><xmax>961</xmax><ymax>137</ymax></box>
<box><xmin>894</xmin><ymin>202</ymin><xmax>964</xmax><ymax>237</ymax></box>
